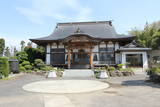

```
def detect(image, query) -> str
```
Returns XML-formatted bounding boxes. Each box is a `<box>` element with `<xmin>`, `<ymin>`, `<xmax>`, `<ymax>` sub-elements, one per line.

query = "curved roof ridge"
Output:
<box><xmin>30</xmin><ymin>21</ymin><xmax>134</xmax><ymax>42</ymax></box>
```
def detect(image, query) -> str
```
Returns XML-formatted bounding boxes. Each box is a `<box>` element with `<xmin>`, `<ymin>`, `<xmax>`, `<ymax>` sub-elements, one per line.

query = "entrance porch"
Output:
<box><xmin>65</xmin><ymin>43</ymin><xmax>94</xmax><ymax>69</ymax></box>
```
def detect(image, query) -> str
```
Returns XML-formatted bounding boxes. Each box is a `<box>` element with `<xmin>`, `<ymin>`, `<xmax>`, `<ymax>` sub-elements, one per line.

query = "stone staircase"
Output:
<box><xmin>63</xmin><ymin>69</ymin><xmax>94</xmax><ymax>78</ymax></box>
<box><xmin>70</xmin><ymin>64</ymin><xmax>90</xmax><ymax>69</ymax></box>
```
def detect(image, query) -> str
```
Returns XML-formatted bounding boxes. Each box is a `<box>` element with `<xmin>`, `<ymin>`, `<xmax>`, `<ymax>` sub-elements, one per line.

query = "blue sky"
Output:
<box><xmin>0</xmin><ymin>0</ymin><xmax>160</xmax><ymax>49</ymax></box>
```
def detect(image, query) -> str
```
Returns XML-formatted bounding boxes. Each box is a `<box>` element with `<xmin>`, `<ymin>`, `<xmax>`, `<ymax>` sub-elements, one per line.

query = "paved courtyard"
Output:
<box><xmin>0</xmin><ymin>74</ymin><xmax>160</xmax><ymax>107</ymax></box>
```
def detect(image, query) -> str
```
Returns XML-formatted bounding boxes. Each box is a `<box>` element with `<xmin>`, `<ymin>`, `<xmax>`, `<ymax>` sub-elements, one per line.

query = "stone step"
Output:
<box><xmin>63</xmin><ymin>69</ymin><xmax>94</xmax><ymax>78</ymax></box>
<box><xmin>70</xmin><ymin>64</ymin><xmax>90</xmax><ymax>69</ymax></box>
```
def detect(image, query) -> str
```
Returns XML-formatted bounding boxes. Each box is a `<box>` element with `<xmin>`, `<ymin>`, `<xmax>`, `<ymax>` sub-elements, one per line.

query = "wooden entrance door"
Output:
<box><xmin>72</xmin><ymin>49</ymin><xmax>90</xmax><ymax>65</ymax></box>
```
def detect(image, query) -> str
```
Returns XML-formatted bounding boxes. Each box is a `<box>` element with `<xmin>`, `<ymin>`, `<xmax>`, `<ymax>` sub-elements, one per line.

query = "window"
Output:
<box><xmin>50</xmin><ymin>53</ymin><xmax>65</xmax><ymax>64</ymax></box>
<box><xmin>107</xmin><ymin>47</ymin><xmax>114</xmax><ymax>52</ymax></box>
<box><xmin>93</xmin><ymin>54</ymin><xmax>98</xmax><ymax>61</ymax></box>
<box><xmin>50</xmin><ymin>48</ymin><xmax>65</xmax><ymax>64</ymax></box>
<box><xmin>99</xmin><ymin>47</ymin><xmax>115</xmax><ymax>64</ymax></box>
<box><xmin>126</xmin><ymin>54</ymin><xmax>143</xmax><ymax>67</ymax></box>
<box><xmin>51</xmin><ymin>48</ymin><xmax>65</xmax><ymax>53</ymax></box>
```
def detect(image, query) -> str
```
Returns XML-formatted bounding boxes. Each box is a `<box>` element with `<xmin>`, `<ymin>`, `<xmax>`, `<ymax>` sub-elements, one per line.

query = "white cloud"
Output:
<box><xmin>16</xmin><ymin>0</ymin><xmax>92</xmax><ymax>24</ymax></box>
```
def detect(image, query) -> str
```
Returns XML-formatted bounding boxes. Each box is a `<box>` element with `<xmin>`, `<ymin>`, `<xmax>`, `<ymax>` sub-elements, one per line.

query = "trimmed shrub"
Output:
<box><xmin>0</xmin><ymin>57</ymin><xmax>9</xmax><ymax>77</ymax></box>
<box><xmin>40</xmin><ymin>67</ymin><xmax>47</xmax><ymax>71</ymax></box>
<box><xmin>16</xmin><ymin>51</ymin><xmax>28</xmax><ymax>63</ymax></box>
<box><xmin>34</xmin><ymin>68</ymin><xmax>39</xmax><ymax>72</ymax></box>
<box><xmin>19</xmin><ymin>66</ymin><xmax>26</xmax><ymax>72</ymax></box>
<box><xmin>45</xmin><ymin>66</ymin><xmax>54</xmax><ymax>71</ymax></box>
<box><xmin>34</xmin><ymin>59</ymin><xmax>45</xmax><ymax>70</ymax></box>
<box><xmin>24</xmin><ymin>65</ymin><xmax>32</xmax><ymax>70</ymax></box>
<box><xmin>24</xmin><ymin>47</ymin><xmax>45</xmax><ymax>63</ymax></box>
<box><xmin>26</xmin><ymin>70</ymin><xmax>32</xmax><ymax>73</ymax></box>
<box><xmin>21</xmin><ymin>61</ymin><xmax>30</xmax><ymax>66</ymax></box>
<box><xmin>108</xmin><ymin>66</ymin><xmax>115</xmax><ymax>71</ymax></box>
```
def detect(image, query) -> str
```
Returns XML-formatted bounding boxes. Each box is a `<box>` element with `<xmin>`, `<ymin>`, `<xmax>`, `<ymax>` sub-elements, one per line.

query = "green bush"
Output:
<box><xmin>117</xmin><ymin>64</ymin><xmax>124</xmax><ymax>69</ymax></box>
<box><xmin>0</xmin><ymin>57</ymin><xmax>9</xmax><ymax>77</ymax></box>
<box><xmin>26</xmin><ymin>70</ymin><xmax>32</xmax><ymax>73</ymax></box>
<box><xmin>24</xmin><ymin>65</ymin><xmax>32</xmax><ymax>70</ymax></box>
<box><xmin>45</xmin><ymin>66</ymin><xmax>54</xmax><ymax>71</ymax></box>
<box><xmin>40</xmin><ymin>67</ymin><xmax>47</xmax><ymax>71</ymax></box>
<box><xmin>150</xmin><ymin>67</ymin><xmax>160</xmax><ymax>75</ymax></box>
<box><xmin>16</xmin><ymin>51</ymin><xmax>28</xmax><ymax>63</ymax></box>
<box><xmin>119</xmin><ymin>68</ymin><xmax>132</xmax><ymax>72</ymax></box>
<box><xmin>57</xmin><ymin>68</ymin><xmax>64</xmax><ymax>72</ymax></box>
<box><xmin>19</xmin><ymin>66</ymin><xmax>26</xmax><ymax>72</ymax></box>
<box><xmin>24</xmin><ymin>47</ymin><xmax>45</xmax><ymax>63</ymax></box>
<box><xmin>107</xmin><ymin>66</ymin><xmax>115</xmax><ymax>71</ymax></box>
<box><xmin>9</xmin><ymin>56</ymin><xmax>17</xmax><ymax>60</ymax></box>
<box><xmin>21</xmin><ymin>61</ymin><xmax>30</xmax><ymax>66</ymax></box>
<box><xmin>34</xmin><ymin>59</ymin><xmax>45</xmax><ymax>70</ymax></box>
<box><xmin>34</xmin><ymin>68</ymin><xmax>39</xmax><ymax>72</ymax></box>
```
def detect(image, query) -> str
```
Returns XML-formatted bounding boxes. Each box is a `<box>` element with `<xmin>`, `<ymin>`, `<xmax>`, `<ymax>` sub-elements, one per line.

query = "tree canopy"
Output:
<box><xmin>0</xmin><ymin>38</ymin><xmax>5</xmax><ymax>57</ymax></box>
<box><xmin>24</xmin><ymin>46</ymin><xmax>45</xmax><ymax>63</ymax></box>
<box><xmin>129</xmin><ymin>21</ymin><xmax>160</xmax><ymax>50</ymax></box>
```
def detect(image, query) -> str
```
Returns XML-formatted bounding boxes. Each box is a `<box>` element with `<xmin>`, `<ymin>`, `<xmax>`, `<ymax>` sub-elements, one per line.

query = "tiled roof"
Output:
<box><xmin>30</xmin><ymin>21</ymin><xmax>134</xmax><ymax>41</ymax></box>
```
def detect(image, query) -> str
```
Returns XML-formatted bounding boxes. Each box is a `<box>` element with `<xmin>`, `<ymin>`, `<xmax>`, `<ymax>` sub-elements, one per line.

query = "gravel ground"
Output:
<box><xmin>0</xmin><ymin>74</ymin><xmax>160</xmax><ymax>107</ymax></box>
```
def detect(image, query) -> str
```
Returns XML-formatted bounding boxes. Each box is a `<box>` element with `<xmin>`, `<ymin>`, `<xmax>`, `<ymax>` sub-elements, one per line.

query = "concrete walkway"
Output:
<box><xmin>63</xmin><ymin>69</ymin><xmax>94</xmax><ymax>77</ymax></box>
<box><xmin>23</xmin><ymin>80</ymin><xmax>109</xmax><ymax>93</ymax></box>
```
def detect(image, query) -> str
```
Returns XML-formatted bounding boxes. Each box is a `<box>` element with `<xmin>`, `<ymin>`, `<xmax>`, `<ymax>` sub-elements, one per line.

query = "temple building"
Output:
<box><xmin>30</xmin><ymin>21</ymin><xmax>151</xmax><ymax>69</ymax></box>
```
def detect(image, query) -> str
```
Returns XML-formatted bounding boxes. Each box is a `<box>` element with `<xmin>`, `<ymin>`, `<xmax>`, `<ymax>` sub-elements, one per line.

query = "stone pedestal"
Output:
<box><xmin>47</xmin><ymin>71</ymin><xmax>57</xmax><ymax>78</ymax></box>
<box><xmin>99</xmin><ymin>71</ymin><xmax>108</xmax><ymax>79</ymax></box>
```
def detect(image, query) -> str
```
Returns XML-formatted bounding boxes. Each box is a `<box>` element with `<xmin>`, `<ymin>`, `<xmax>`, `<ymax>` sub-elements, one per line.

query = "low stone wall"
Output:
<box><xmin>108</xmin><ymin>71</ymin><xmax>134</xmax><ymax>77</ymax></box>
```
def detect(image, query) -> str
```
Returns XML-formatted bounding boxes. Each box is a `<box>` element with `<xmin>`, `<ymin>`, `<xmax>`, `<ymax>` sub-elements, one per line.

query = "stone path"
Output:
<box><xmin>63</xmin><ymin>69</ymin><xmax>94</xmax><ymax>77</ymax></box>
<box><xmin>44</xmin><ymin>95</ymin><xmax>75</xmax><ymax>107</ymax></box>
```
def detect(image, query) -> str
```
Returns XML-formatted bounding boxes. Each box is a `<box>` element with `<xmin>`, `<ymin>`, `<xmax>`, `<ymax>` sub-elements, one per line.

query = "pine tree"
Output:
<box><xmin>14</xmin><ymin>47</ymin><xmax>18</xmax><ymax>56</ymax></box>
<box><xmin>4</xmin><ymin>47</ymin><xmax>11</xmax><ymax>57</ymax></box>
<box><xmin>0</xmin><ymin>38</ymin><xmax>5</xmax><ymax>57</ymax></box>
<box><xmin>20</xmin><ymin>41</ymin><xmax>25</xmax><ymax>51</ymax></box>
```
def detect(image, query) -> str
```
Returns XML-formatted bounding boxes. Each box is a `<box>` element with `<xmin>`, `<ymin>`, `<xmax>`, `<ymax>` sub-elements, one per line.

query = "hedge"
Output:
<box><xmin>0</xmin><ymin>57</ymin><xmax>9</xmax><ymax>77</ymax></box>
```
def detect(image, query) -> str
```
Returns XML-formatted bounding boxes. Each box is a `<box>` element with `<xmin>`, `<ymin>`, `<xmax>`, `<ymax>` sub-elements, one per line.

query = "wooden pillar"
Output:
<box><xmin>90</xmin><ymin>48</ymin><xmax>93</xmax><ymax>68</ymax></box>
<box><xmin>68</xmin><ymin>49</ymin><xmax>71</xmax><ymax>69</ymax></box>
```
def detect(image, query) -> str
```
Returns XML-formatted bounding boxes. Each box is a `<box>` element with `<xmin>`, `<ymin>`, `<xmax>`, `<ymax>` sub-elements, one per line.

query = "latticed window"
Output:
<box><xmin>99</xmin><ymin>48</ymin><xmax>115</xmax><ymax>64</ymax></box>
<box><xmin>50</xmin><ymin>48</ymin><xmax>65</xmax><ymax>64</ymax></box>
<box><xmin>93</xmin><ymin>54</ymin><xmax>98</xmax><ymax>61</ymax></box>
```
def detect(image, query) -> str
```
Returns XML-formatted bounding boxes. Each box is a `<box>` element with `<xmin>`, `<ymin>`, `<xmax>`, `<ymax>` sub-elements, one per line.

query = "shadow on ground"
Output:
<box><xmin>121</xmin><ymin>79</ymin><xmax>160</xmax><ymax>88</ymax></box>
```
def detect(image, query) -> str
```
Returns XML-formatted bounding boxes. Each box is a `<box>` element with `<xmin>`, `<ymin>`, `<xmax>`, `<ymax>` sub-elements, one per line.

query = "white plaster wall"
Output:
<box><xmin>115</xmin><ymin>42</ymin><xmax>119</xmax><ymax>51</ymax></box>
<box><xmin>115</xmin><ymin>53</ymin><xmax>121</xmax><ymax>64</ymax></box>
<box><xmin>58</xmin><ymin>43</ymin><xmax>64</xmax><ymax>48</ymax></box>
<box><xmin>51</xmin><ymin>43</ymin><xmax>57</xmax><ymax>48</ymax></box>
<box><xmin>142</xmin><ymin>52</ymin><xmax>148</xmax><ymax>69</ymax></box>
<box><xmin>107</xmin><ymin>42</ymin><xmax>114</xmax><ymax>48</ymax></box>
<box><xmin>46</xmin><ymin>44</ymin><xmax>51</xmax><ymax>65</ymax></box>
<box><xmin>99</xmin><ymin>42</ymin><xmax>106</xmax><ymax>48</ymax></box>
<box><xmin>65</xmin><ymin>49</ymin><xmax>68</xmax><ymax>52</ymax></box>
<box><xmin>72</xmin><ymin>49</ymin><xmax>78</xmax><ymax>52</ymax></box>
<box><xmin>121</xmin><ymin>52</ymin><xmax>126</xmax><ymax>68</ymax></box>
